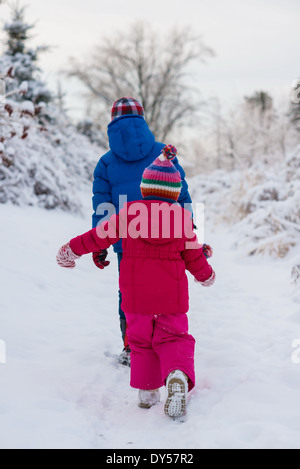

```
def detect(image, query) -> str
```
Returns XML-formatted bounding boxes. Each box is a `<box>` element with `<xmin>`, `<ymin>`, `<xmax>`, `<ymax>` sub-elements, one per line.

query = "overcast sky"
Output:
<box><xmin>0</xmin><ymin>0</ymin><xmax>299</xmax><ymax>119</ymax></box>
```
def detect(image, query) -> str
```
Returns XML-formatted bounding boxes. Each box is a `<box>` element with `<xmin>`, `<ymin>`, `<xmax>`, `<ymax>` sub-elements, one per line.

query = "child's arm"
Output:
<box><xmin>57</xmin><ymin>212</ymin><xmax>122</xmax><ymax>269</ymax></box>
<box><xmin>181</xmin><ymin>232</ymin><xmax>215</xmax><ymax>287</ymax></box>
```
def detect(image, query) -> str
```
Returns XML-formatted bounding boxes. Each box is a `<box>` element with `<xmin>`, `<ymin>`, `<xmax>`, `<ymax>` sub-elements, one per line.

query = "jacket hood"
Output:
<box><xmin>107</xmin><ymin>115</ymin><xmax>155</xmax><ymax>162</ymax></box>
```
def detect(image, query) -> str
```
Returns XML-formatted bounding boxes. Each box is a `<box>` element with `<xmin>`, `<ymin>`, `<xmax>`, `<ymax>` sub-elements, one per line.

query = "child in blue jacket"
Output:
<box><xmin>91</xmin><ymin>97</ymin><xmax>193</xmax><ymax>366</ymax></box>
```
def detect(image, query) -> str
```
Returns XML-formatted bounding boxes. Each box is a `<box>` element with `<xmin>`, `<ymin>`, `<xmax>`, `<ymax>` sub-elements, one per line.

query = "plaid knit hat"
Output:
<box><xmin>140</xmin><ymin>145</ymin><xmax>182</xmax><ymax>201</ymax></box>
<box><xmin>111</xmin><ymin>97</ymin><xmax>145</xmax><ymax>121</ymax></box>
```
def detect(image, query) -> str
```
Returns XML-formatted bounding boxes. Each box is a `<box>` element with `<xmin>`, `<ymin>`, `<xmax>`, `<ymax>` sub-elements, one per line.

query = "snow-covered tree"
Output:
<box><xmin>205</xmin><ymin>91</ymin><xmax>297</xmax><ymax>169</ymax></box>
<box><xmin>0</xmin><ymin>3</ymin><xmax>103</xmax><ymax>211</ymax></box>
<box><xmin>67</xmin><ymin>21</ymin><xmax>214</xmax><ymax>141</ymax></box>
<box><xmin>1</xmin><ymin>2</ymin><xmax>52</xmax><ymax>104</ymax></box>
<box><xmin>289</xmin><ymin>79</ymin><xmax>300</xmax><ymax>133</ymax></box>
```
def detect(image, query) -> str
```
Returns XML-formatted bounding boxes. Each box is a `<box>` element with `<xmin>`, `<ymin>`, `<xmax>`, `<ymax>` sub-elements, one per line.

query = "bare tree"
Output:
<box><xmin>67</xmin><ymin>22</ymin><xmax>214</xmax><ymax>141</ymax></box>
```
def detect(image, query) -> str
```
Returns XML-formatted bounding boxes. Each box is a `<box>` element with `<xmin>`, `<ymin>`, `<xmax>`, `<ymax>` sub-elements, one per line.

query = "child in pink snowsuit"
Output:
<box><xmin>57</xmin><ymin>145</ymin><xmax>215</xmax><ymax>419</ymax></box>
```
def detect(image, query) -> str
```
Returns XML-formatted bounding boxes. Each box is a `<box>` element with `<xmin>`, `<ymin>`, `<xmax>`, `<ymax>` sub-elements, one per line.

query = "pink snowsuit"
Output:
<box><xmin>70</xmin><ymin>199</ymin><xmax>213</xmax><ymax>391</ymax></box>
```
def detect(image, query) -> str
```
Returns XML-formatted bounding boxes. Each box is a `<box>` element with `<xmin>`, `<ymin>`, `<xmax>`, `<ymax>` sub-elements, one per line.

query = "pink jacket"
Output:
<box><xmin>70</xmin><ymin>199</ymin><xmax>213</xmax><ymax>315</ymax></box>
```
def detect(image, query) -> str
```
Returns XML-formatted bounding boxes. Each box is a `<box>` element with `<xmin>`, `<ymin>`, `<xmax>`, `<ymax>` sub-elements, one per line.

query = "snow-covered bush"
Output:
<box><xmin>0</xmin><ymin>96</ymin><xmax>101</xmax><ymax>211</ymax></box>
<box><xmin>189</xmin><ymin>147</ymin><xmax>300</xmax><ymax>258</ymax></box>
<box><xmin>0</xmin><ymin>3</ymin><xmax>103</xmax><ymax>213</ymax></box>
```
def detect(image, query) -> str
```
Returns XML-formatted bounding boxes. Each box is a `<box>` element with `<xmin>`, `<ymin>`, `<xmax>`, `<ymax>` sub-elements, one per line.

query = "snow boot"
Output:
<box><xmin>117</xmin><ymin>345</ymin><xmax>131</xmax><ymax>367</ymax></box>
<box><xmin>118</xmin><ymin>318</ymin><xmax>131</xmax><ymax>366</ymax></box>
<box><xmin>164</xmin><ymin>370</ymin><xmax>188</xmax><ymax>419</ymax></box>
<box><xmin>138</xmin><ymin>389</ymin><xmax>160</xmax><ymax>409</ymax></box>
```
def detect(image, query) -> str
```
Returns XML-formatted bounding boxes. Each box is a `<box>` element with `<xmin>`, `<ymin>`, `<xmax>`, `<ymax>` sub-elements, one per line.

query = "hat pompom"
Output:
<box><xmin>162</xmin><ymin>145</ymin><xmax>177</xmax><ymax>160</ymax></box>
<box><xmin>202</xmin><ymin>243</ymin><xmax>213</xmax><ymax>259</ymax></box>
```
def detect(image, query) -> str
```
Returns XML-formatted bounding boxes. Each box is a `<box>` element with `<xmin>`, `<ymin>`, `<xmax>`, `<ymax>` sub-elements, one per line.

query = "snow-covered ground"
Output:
<box><xmin>0</xmin><ymin>201</ymin><xmax>299</xmax><ymax>449</ymax></box>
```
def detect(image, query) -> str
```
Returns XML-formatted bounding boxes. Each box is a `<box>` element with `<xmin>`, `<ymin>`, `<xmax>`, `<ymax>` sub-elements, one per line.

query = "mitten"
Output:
<box><xmin>195</xmin><ymin>270</ymin><xmax>216</xmax><ymax>287</ymax></box>
<box><xmin>202</xmin><ymin>243</ymin><xmax>213</xmax><ymax>258</ymax></box>
<box><xmin>56</xmin><ymin>242</ymin><xmax>81</xmax><ymax>269</ymax></box>
<box><xmin>92</xmin><ymin>249</ymin><xmax>110</xmax><ymax>270</ymax></box>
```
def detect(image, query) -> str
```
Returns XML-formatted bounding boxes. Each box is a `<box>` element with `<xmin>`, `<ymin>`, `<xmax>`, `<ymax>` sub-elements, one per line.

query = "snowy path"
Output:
<box><xmin>0</xmin><ymin>204</ymin><xmax>299</xmax><ymax>449</ymax></box>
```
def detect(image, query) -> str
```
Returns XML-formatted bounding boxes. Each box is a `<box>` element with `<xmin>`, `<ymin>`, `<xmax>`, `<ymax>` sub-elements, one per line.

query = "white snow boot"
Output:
<box><xmin>138</xmin><ymin>389</ymin><xmax>160</xmax><ymax>409</ymax></box>
<box><xmin>164</xmin><ymin>370</ymin><xmax>188</xmax><ymax>419</ymax></box>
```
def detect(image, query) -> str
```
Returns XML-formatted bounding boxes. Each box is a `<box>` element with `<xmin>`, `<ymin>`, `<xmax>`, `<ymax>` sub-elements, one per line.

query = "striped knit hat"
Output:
<box><xmin>140</xmin><ymin>145</ymin><xmax>182</xmax><ymax>201</ymax></box>
<box><xmin>111</xmin><ymin>97</ymin><xmax>144</xmax><ymax>121</ymax></box>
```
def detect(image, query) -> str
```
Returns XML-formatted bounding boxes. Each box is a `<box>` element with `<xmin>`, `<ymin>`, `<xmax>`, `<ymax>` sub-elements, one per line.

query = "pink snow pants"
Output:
<box><xmin>125</xmin><ymin>313</ymin><xmax>195</xmax><ymax>392</ymax></box>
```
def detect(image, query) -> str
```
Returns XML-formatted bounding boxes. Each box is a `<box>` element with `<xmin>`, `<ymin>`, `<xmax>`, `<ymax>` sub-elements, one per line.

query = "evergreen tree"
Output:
<box><xmin>1</xmin><ymin>2</ymin><xmax>52</xmax><ymax>104</ymax></box>
<box><xmin>0</xmin><ymin>3</ymin><xmax>101</xmax><ymax>212</ymax></box>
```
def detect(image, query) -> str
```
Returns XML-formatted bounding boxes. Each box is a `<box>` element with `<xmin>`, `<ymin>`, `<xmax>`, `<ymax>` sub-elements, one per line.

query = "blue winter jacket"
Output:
<box><xmin>92</xmin><ymin>114</ymin><xmax>192</xmax><ymax>252</ymax></box>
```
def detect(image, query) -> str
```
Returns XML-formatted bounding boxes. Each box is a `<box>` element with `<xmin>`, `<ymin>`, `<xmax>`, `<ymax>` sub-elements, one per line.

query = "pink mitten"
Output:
<box><xmin>56</xmin><ymin>242</ymin><xmax>81</xmax><ymax>269</ymax></box>
<box><xmin>195</xmin><ymin>270</ymin><xmax>216</xmax><ymax>287</ymax></box>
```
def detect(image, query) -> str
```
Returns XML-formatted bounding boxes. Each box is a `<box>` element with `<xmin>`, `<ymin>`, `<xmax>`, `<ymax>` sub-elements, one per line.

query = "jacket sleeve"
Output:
<box><xmin>92</xmin><ymin>157</ymin><xmax>112</xmax><ymax>229</ymax></box>
<box><xmin>181</xmin><ymin>231</ymin><xmax>213</xmax><ymax>282</ymax></box>
<box><xmin>70</xmin><ymin>213</ymin><xmax>121</xmax><ymax>256</ymax></box>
